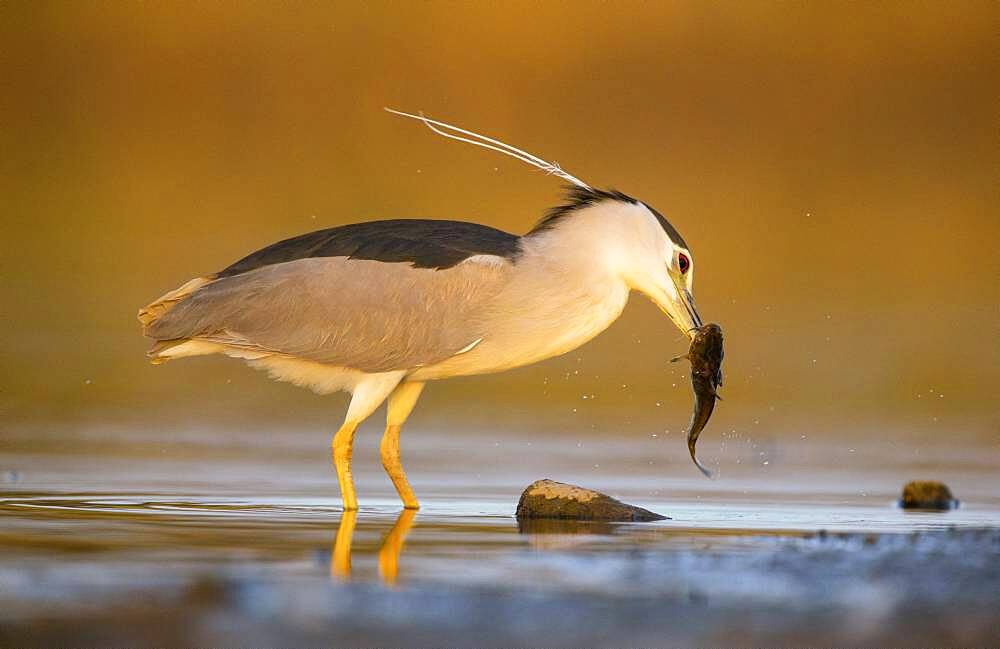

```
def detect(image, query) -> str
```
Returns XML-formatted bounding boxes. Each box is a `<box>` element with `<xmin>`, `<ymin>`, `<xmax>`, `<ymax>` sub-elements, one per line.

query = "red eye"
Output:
<box><xmin>678</xmin><ymin>253</ymin><xmax>690</xmax><ymax>274</ymax></box>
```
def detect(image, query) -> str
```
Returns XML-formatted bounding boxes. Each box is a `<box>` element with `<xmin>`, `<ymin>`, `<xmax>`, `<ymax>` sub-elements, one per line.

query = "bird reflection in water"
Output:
<box><xmin>330</xmin><ymin>511</ymin><xmax>621</xmax><ymax>585</ymax></box>
<box><xmin>330</xmin><ymin>509</ymin><xmax>416</xmax><ymax>586</ymax></box>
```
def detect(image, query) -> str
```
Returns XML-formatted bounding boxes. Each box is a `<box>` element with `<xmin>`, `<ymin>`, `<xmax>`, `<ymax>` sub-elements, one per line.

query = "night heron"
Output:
<box><xmin>138</xmin><ymin>110</ymin><xmax>702</xmax><ymax>511</ymax></box>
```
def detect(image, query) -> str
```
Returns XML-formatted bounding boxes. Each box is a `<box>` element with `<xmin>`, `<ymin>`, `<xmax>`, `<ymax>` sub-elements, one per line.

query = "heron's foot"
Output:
<box><xmin>389</xmin><ymin>480</ymin><xmax>418</xmax><ymax>510</ymax></box>
<box><xmin>389</xmin><ymin>476</ymin><xmax>419</xmax><ymax>510</ymax></box>
<box><xmin>334</xmin><ymin>464</ymin><xmax>358</xmax><ymax>511</ymax></box>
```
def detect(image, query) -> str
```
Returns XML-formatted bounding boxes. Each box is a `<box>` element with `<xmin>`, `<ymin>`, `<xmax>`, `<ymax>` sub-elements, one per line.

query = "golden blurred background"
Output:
<box><xmin>2</xmin><ymin>2</ymin><xmax>997</xmax><ymax>443</ymax></box>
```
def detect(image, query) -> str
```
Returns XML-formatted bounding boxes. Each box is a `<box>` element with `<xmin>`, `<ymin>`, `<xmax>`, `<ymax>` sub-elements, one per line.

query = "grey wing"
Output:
<box><xmin>145</xmin><ymin>256</ymin><xmax>510</xmax><ymax>372</ymax></box>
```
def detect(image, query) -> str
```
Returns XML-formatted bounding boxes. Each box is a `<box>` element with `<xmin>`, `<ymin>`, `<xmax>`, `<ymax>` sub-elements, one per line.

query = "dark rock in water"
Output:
<box><xmin>900</xmin><ymin>480</ymin><xmax>958</xmax><ymax>510</ymax></box>
<box><xmin>516</xmin><ymin>479</ymin><xmax>668</xmax><ymax>521</ymax></box>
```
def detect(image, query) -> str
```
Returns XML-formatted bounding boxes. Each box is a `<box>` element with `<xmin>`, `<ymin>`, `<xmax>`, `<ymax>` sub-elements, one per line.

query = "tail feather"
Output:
<box><xmin>137</xmin><ymin>276</ymin><xmax>214</xmax><ymax>331</ymax></box>
<box><xmin>146</xmin><ymin>338</ymin><xmax>229</xmax><ymax>364</ymax></box>
<box><xmin>139</xmin><ymin>275</ymin><xmax>217</xmax><ymax>363</ymax></box>
<box><xmin>146</xmin><ymin>339</ymin><xmax>185</xmax><ymax>364</ymax></box>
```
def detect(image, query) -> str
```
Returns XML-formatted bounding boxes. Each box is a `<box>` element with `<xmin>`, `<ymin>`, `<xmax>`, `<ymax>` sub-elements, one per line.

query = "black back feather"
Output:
<box><xmin>217</xmin><ymin>219</ymin><xmax>521</xmax><ymax>277</ymax></box>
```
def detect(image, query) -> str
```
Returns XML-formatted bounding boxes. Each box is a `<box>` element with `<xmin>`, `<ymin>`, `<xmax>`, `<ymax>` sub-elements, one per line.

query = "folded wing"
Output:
<box><xmin>143</xmin><ymin>255</ymin><xmax>510</xmax><ymax>373</ymax></box>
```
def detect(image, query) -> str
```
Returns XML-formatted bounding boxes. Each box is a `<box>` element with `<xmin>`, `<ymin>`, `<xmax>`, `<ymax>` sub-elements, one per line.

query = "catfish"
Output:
<box><xmin>672</xmin><ymin>323</ymin><xmax>724</xmax><ymax>478</ymax></box>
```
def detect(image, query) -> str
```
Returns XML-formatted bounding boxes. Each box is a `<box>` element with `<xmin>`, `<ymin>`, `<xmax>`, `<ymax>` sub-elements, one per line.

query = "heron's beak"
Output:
<box><xmin>655</xmin><ymin>277</ymin><xmax>702</xmax><ymax>340</ymax></box>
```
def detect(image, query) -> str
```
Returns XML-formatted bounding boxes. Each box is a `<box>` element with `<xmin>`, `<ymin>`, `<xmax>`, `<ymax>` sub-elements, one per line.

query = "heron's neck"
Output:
<box><xmin>483</xmin><ymin>226</ymin><xmax>631</xmax><ymax>365</ymax></box>
<box><xmin>518</xmin><ymin>225</ymin><xmax>625</xmax><ymax>289</ymax></box>
<box><xmin>518</xmin><ymin>202</ymin><xmax>648</xmax><ymax>285</ymax></box>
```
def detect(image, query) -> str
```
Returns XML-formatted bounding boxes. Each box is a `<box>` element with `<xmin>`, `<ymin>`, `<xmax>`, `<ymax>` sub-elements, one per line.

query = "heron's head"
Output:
<box><xmin>624</xmin><ymin>197</ymin><xmax>702</xmax><ymax>340</ymax></box>
<box><xmin>530</xmin><ymin>187</ymin><xmax>702</xmax><ymax>339</ymax></box>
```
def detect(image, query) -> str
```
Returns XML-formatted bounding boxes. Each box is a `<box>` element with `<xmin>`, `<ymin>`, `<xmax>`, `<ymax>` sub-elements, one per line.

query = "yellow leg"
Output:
<box><xmin>332</xmin><ymin>422</ymin><xmax>359</xmax><ymax>511</ymax></box>
<box><xmin>377</xmin><ymin>508</ymin><xmax>416</xmax><ymax>586</ymax></box>
<box><xmin>330</xmin><ymin>509</ymin><xmax>357</xmax><ymax>581</ymax></box>
<box><xmin>382</xmin><ymin>381</ymin><xmax>425</xmax><ymax>510</ymax></box>
<box><xmin>333</xmin><ymin>371</ymin><xmax>408</xmax><ymax>510</ymax></box>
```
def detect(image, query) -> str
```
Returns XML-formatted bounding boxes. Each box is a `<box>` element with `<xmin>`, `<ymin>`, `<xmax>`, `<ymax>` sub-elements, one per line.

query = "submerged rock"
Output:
<box><xmin>900</xmin><ymin>480</ymin><xmax>958</xmax><ymax>510</ymax></box>
<box><xmin>516</xmin><ymin>479</ymin><xmax>668</xmax><ymax>521</ymax></box>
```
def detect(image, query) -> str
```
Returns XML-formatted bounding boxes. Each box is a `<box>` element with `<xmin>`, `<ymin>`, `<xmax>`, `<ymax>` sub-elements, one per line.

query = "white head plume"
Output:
<box><xmin>384</xmin><ymin>108</ymin><xmax>591</xmax><ymax>189</ymax></box>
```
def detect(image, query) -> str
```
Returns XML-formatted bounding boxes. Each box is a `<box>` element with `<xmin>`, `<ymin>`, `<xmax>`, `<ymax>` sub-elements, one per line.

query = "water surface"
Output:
<box><xmin>2</xmin><ymin>425</ymin><xmax>998</xmax><ymax>647</ymax></box>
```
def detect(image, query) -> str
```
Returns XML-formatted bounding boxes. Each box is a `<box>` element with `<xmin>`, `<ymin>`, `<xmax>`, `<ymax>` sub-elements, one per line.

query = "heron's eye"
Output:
<box><xmin>677</xmin><ymin>253</ymin><xmax>690</xmax><ymax>274</ymax></box>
